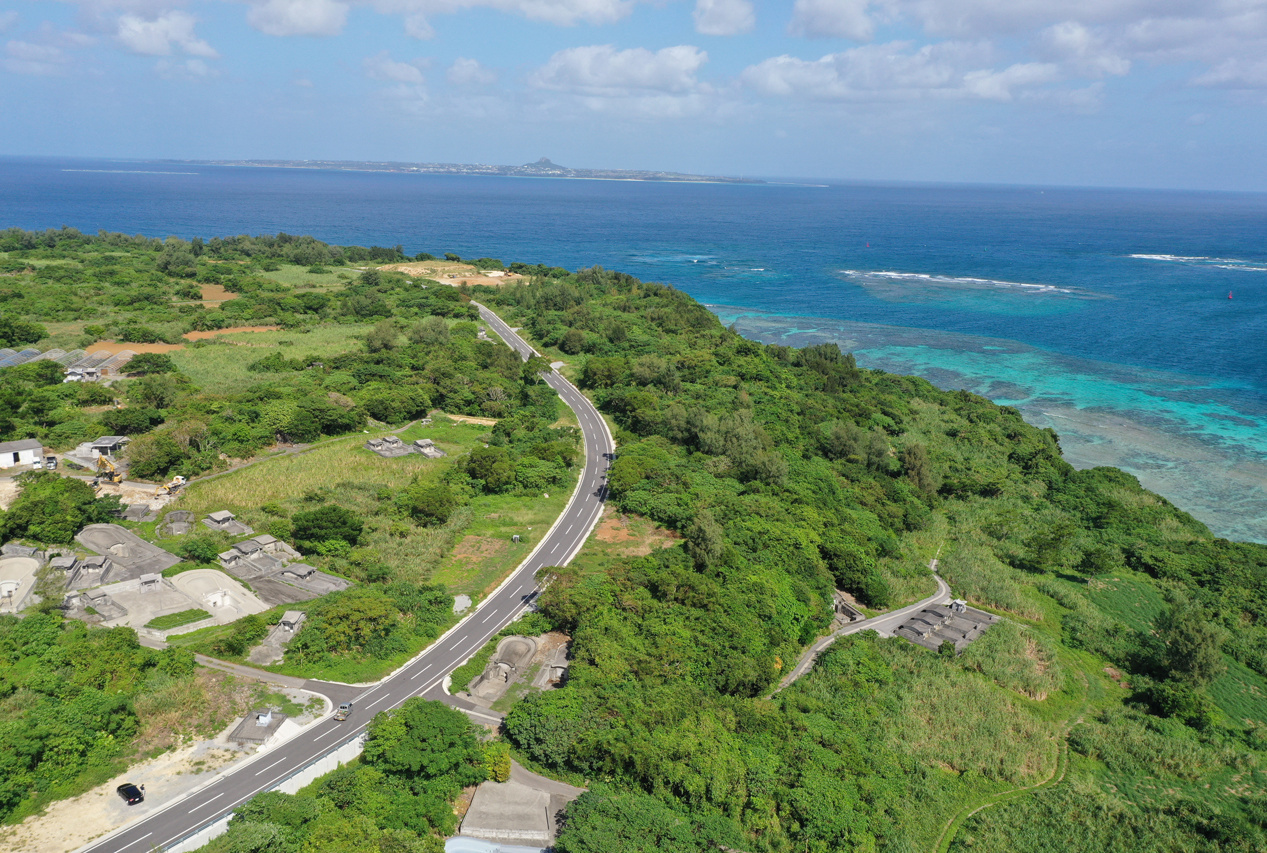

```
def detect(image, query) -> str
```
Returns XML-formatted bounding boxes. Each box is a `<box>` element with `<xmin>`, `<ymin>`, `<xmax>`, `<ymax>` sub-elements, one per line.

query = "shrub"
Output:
<box><xmin>291</xmin><ymin>505</ymin><xmax>363</xmax><ymax>551</ymax></box>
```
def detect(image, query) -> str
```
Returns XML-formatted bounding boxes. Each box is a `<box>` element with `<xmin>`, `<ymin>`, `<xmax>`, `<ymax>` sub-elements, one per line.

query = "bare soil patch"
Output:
<box><xmin>451</xmin><ymin>535</ymin><xmax>508</xmax><ymax>566</ymax></box>
<box><xmin>593</xmin><ymin>507</ymin><xmax>680</xmax><ymax>556</ymax></box>
<box><xmin>184</xmin><ymin>325</ymin><xmax>281</xmax><ymax>340</ymax></box>
<box><xmin>0</xmin><ymin>479</ymin><xmax>19</xmax><ymax>510</ymax></box>
<box><xmin>85</xmin><ymin>340</ymin><xmax>185</xmax><ymax>354</ymax></box>
<box><xmin>378</xmin><ymin>261</ymin><xmax>524</xmax><ymax>287</ymax></box>
<box><xmin>198</xmin><ymin>283</ymin><xmax>238</xmax><ymax>303</ymax></box>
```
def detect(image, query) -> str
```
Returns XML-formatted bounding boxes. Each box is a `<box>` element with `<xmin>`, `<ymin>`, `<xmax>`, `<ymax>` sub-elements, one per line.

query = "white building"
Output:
<box><xmin>0</xmin><ymin>439</ymin><xmax>43</xmax><ymax>469</ymax></box>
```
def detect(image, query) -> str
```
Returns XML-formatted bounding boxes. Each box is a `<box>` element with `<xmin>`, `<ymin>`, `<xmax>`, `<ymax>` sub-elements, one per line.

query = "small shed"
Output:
<box><xmin>280</xmin><ymin>610</ymin><xmax>306</xmax><ymax>631</ymax></box>
<box><xmin>0</xmin><ymin>438</ymin><xmax>43</xmax><ymax>469</ymax></box>
<box><xmin>91</xmin><ymin>436</ymin><xmax>130</xmax><ymax>458</ymax></box>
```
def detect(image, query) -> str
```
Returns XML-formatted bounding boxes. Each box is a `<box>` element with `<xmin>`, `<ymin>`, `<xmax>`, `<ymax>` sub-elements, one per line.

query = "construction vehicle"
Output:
<box><xmin>94</xmin><ymin>456</ymin><xmax>124</xmax><ymax>485</ymax></box>
<box><xmin>153</xmin><ymin>476</ymin><xmax>187</xmax><ymax>497</ymax></box>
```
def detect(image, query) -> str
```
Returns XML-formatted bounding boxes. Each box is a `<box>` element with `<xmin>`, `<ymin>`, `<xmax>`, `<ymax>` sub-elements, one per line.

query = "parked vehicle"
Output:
<box><xmin>45</xmin><ymin>455</ymin><xmax>57</xmax><ymax>469</ymax></box>
<box><xmin>116</xmin><ymin>783</ymin><xmax>144</xmax><ymax>805</ymax></box>
<box><xmin>335</xmin><ymin>702</ymin><xmax>353</xmax><ymax>721</ymax></box>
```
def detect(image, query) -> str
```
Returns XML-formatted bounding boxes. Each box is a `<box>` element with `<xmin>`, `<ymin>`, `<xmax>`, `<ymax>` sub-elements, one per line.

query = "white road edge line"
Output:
<box><xmin>189</xmin><ymin>793</ymin><xmax>224</xmax><ymax>813</ymax></box>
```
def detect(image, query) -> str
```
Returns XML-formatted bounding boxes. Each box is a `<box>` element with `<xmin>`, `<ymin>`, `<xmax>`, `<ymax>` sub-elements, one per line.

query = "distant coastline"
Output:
<box><xmin>169</xmin><ymin>156</ymin><xmax>764</xmax><ymax>185</ymax></box>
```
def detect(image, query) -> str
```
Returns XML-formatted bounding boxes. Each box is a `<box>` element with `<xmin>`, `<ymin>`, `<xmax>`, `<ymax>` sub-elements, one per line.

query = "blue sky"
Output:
<box><xmin>2</xmin><ymin>0</ymin><xmax>1266</xmax><ymax>189</ymax></box>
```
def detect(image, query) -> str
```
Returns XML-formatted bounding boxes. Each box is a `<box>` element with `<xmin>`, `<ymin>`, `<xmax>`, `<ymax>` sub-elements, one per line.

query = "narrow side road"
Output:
<box><xmin>771</xmin><ymin>565</ymin><xmax>951</xmax><ymax>696</ymax></box>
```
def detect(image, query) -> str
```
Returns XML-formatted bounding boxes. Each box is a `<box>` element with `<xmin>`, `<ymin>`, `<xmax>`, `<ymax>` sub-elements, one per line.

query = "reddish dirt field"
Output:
<box><xmin>198</xmin><ymin>283</ymin><xmax>238</xmax><ymax>303</ymax></box>
<box><xmin>183</xmin><ymin>325</ymin><xmax>281</xmax><ymax>340</ymax></box>
<box><xmin>85</xmin><ymin>326</ymin><xmax>283</xmax><ymax>354</ymax></box>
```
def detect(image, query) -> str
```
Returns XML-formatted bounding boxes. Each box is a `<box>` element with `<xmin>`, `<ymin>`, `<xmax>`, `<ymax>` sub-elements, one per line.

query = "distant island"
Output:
<box><xmin>171</xmin><ymin>156</ymin><xmax>764</xmax><ymax>185</ymax></box>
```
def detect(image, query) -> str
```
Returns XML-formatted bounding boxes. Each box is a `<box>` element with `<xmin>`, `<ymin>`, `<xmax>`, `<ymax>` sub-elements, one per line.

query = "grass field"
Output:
<box><xmin>256</xmin><ymin>264</ymin><xmax>355</xmax><ymax>291</ymax></box>
<box><xmin>171</xmin><ymin>323</ymin><xmax>371</xmax><ymax>394</ymax></box>
<box><xmin>145</xmin><ymin>608</ymin><xmax>211</xmax><ymax>630</ymax></box>
<box><xmin>170</xmin><ymin>414</ymin><xmax>581</xmax><ymax>597</ymax></box>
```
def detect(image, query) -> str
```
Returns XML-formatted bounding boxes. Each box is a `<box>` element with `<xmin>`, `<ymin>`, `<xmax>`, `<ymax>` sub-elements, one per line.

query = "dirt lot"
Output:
<box><xmin>592</xmin><ymin>507</ymin><xmax>681</xmax><ymax>557</ymax></box>
<box><xmin>378</xmin><ymin>261</ymin><xmax>524</xmax><ymax>287</ymax></box>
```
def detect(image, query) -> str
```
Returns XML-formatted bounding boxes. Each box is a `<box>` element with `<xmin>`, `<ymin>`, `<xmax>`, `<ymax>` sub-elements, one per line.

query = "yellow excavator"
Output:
<box><xmin>94</xmin><ymin>456</ymin><xmax>124</xmax><ymax>485</ymax></box>
<box><xmin>153</xmin><ymin>476</ymin><xmax>187</xmax><ymax>497</ymax></box>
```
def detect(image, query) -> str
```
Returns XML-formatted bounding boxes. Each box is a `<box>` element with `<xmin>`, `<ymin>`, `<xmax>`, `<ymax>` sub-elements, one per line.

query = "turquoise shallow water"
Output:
<box><xmin>1</xmin><ymin>158</ymin><xmax>1264</xmax><ymax>540</ymax></box>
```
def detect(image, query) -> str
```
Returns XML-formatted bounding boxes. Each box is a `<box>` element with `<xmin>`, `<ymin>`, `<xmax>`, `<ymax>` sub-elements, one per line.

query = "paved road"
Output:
<box><xmin>79</xmin><ymin>304</ymin><xmax>614</xmax><ymax>853</ymax></box>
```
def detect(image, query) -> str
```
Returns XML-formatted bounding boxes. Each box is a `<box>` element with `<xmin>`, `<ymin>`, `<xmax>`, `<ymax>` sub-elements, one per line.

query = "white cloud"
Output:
<box><xmin>447</xmin><ymin>57</ymin><xmax>496</xmax><ymax>87</ymax></box>
<box><xmin>156</xmin><ymin>56</ymin><xmax>217</xmax><ymax>79</ymax></box>
<box><xmin>530</xmin><ymin>44</ymin><xmax>707</xmax><ymax>95</ymax></box>
<box><xmin>0</xmin><ymin>11</ymin><xmax>18</xmax><ymax>34</ymax></box>
<box><xmin>247</xmin><ymin>0</ymin><xmax>349</xmax><ymax>37</ymax></box>
<box><xmin>962</xmin><ymin>61</ymin><xmax>1059</xmax><ymax>100</ymax></box>
<box><xmin>1192</xmin><ymin>57</ymin><xmax>1267</xmax><ymax>88</ymax></box>
<box><xmin>788</xmin><ymin>0</ymin><xmax>875</xmax><ymax>41</ymax></box>
<box><xmin>116</xmin><ymin>11</ymin><xmax>217</xmax><ymax>57</ymax></box>
<box><xmin>694</xmin><ymin>0</ymin><xmax>754</xmax><ymax>36</ymax></box>
<box><xmin>371</xmin><ymin>0</ymin><xmax>635</xmax><ymax>33</ymax></box>
<box><xmin>3</xmin><ymin>40</ymin><xmax>70</xmax><ymax>76</ymax></box>
<box><xmin>742</xmin><ymin>41</ymin><xmax>1065</xmax><ymax>101</ymax></box>
<box><xmin>364</xmin><ymin>50</ymin><xmax>427</xmax><ymax>84</ymax></box>
<box><xmin>1040</xmin><ymin>21</ymin><xmax>1129</xmax><ymax>77</ymax></box>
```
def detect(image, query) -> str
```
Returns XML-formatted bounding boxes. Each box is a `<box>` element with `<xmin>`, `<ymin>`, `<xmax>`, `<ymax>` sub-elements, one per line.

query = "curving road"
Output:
<box><xmin>79</xmin><ymin>303</ymin><xmax>614</xmax><ymax>853</ymax></box>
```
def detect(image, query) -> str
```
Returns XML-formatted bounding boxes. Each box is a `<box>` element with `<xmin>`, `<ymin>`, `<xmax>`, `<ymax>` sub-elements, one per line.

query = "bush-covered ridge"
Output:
<box><xmin>481</xmin><ymin>267</ymin><xmax>1267</xmax><ymax>852</ymax></box>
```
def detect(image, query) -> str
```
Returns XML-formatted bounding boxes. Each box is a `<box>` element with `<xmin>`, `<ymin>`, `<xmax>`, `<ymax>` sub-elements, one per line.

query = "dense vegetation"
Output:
<box><xmin>203</xmin><ymin>698</ymin><xmax>488</xmax><ymax>853</ymax></box>
<box><xmin>0</xmin><ymin>227</ymin><xmax>557</xmax><ymax>480</ymax></box>
<box><xmin>479</xmin><ymin>268</ymin><xmax>1267</xmax><ymax>852</ymax></box>
<box><xmin>0</xmin><ymin>613</ymin><xmax>253</xmax><ymax>825</ymax></box>
<box><xmin>4</xmin><ymin>229</ymin><xmax>1265</xmax><ymax>849</ymax></box>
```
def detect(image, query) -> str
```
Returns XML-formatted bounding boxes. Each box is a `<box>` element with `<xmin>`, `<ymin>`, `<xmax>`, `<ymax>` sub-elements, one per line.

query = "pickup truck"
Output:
<box><xmin>334</xmin><ymin>702</ymin><xmax>352</xmax><ymax>721</ymax></box>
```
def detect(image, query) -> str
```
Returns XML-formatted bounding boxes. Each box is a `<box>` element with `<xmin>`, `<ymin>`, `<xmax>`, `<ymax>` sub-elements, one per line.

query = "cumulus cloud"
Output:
<box><xmin>530</xmin><ymin>44</ymin><xmax>707</xmax><ymax>95</ymax></box>
<box><xmin>1040</xmin><ymin>21</ymin><xmax>1129</xmax><ymax>76</ymax></box>
<box><xmin>248</xmin><ymin>0</ymin><xmax>349</xmax><ymax>37</ymax></box>
<box><xmin>370</xmin><ymin>0</ymin><xmax>634</xmax><ymax>34</ymax></box>
<box><xmin>788</xmin><ymin>0</ymin><xmax>875</xmax><ymax>41</ymax></box>
<box><xmin>742</xmin><ymin>41</ymin><xmax>1063</xmax><ymax>101</ymax></box>
<box><xmin>447</xmin><ymin>57</ymin><xmax>496</xmax><ymax>86</ymax></box>
<box><xmin>116</xmin><ymin>11</ymin><xmax>217</xmax><ymax>57</ymax></box>
<box><xmin>1192</xmin><ymin>57</ymin><xmax>1267</xmax><ymax>88</ymax></box>
<box><xmin>364</xmin><ymin>50</ymin><xmax>427</xmax><ymax>84</ymax></box>
<box><xmin>694</xmin><ymin>0</ymin><xmax>754</xmax><ymax>36</ymax></box>
<box><xmin>3</xmin><ymin>40</ymin><xmax>70</xmax><ymax>76</ymax></box>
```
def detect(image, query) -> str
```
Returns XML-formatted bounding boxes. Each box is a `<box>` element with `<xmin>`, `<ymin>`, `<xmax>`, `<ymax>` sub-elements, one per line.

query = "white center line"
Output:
<box><xmin>189</xmin><ymin>793</ymin><xmax>224</xmax><ymax>813</ymax></box>
<box><xmin>410</xmin><ymin>664</ymin><xmax>433</xmax><ymax>680</ymax></box>
<box><xmin>449</xmin><ymin>636</ymin><xmax>465</xmax><ymax>650</ymax></box>
<box><xmin>481</xmin><ymin>608</ymin><xmax>499</xmax><ymax>622</ymax></box>
<box><xmin>365</xmin><ymin>694</ymin><xmax>390</xmax><ymax>710</ymax></box>
<box><xmin>117</xmin><ymin>832</ymin><xmax>152</xmax><ymax>851</ymax></box>
<box><xmin>315</xmin><ymin>726</ymin><xmax>340</xmax><ymax>740</ymax></box>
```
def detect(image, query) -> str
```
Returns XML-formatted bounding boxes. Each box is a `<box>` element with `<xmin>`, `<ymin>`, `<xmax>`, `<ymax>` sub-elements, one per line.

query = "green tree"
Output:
<box><xmin>363</xmin><ymin>698</ymin><xmax>485</xmax><ymax>786</ymax></box>
<box><xmin>398</xmin><ymin>481</ymin><xmax>457</xmax><ymax>526</ymax></box>
<box><xmin>125</xmin><ymin>352</ymin><xmax>177</xmax><ymax>375</ymax></box>
<box><xmin>1155</xmin><ymin>598</ymin><xmax>1227</xmax><ymax>688</ymax></box>
<box><xmin>291</xmin><ymin>505</ymin><xmax>364</xmax><ymax>551</ymax></box>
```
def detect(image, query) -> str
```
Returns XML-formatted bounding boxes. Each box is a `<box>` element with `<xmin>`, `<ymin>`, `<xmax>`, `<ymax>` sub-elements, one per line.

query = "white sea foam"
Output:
<box><xmin>1131</xmin><ymin>253</ymin><xmax>1267</xmax><ymax>271</ymax></box>
<box><xmin>837</xmin><ymin>269</ymin><xmax>1090</xmax><ymax>297</ymax></box>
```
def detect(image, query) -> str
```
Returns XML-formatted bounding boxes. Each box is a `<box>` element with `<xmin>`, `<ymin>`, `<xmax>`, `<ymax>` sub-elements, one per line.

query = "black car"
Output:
<box><xmin>117</xmin><ymin>783</ymin><xmax>144</xmax><ymax>805</ymax></box>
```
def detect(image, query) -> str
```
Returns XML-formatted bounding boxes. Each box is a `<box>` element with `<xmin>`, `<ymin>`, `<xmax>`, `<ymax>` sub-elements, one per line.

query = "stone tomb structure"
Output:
<box><xmin>202</xmin><ymin>510</ymin><xmax>254</xmax><ymax>536</ymax></box>
<box><xmin>218</xmin><ymin>534</ymin><xmax>350</xmax><ymax>606</ymax></box>
<box><xmin>364</xmin><ymin>436</ymin><xmax>448</xmax><ymax>459</ymax></box>
<box><xmin>895</xmin><ymin>600</ymin><xmax>999</xmax><ymax>653</ymax></box>
<box><xmin>74</xmin><ymin>524</ymin><xmax>180</xmax><ymax>581</ymax></box>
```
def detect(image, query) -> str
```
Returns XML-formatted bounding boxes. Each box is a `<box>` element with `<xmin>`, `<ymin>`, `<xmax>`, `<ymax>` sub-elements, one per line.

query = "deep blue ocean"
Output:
<box><xmin>2</xmin><ymin>156</ymin><xmax>1265</xmax><ymax>541</ymax></box>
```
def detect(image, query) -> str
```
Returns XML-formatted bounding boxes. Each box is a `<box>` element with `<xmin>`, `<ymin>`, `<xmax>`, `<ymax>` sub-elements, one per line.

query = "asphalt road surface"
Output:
<box><xmin>80</xmin><ymin>304</ymin><xmax>614</xmax><ymax>853</ymax></box>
